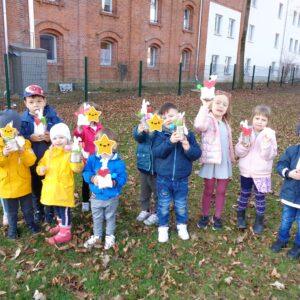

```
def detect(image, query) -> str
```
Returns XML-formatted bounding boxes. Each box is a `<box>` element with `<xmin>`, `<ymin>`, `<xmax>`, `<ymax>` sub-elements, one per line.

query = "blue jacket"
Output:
<box><xmin>152</xmin><ymin>128</ymin><xmax>201</xmax><ymax>180</ymax></box>
<box><xmin>133</xmin><ymin>126</ymin><xmax>156</xmax><ymax>174</ymax></box>
<box><xmin>20</xmin><ymin>105</ymin><xmax>62</xmax><ymax>163</ymax></box>
<box><xmin>276</xmin><ymin>144</ymin><xmax>300</xmax><ymax>204</ymax></box>
<box><xmin>83</xmin><ymin>152</ymin><xmax>127</xmax><ymax>200</ymax></box>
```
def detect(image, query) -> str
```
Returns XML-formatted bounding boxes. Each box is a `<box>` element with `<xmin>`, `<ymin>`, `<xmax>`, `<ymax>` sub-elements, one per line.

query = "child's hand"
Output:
<box><xmin>39</xmin><ymin>166</ymin><xmax>48</xmax><ymax>175</ymax></box>
<box><xmin>181</xmin><ymin>136</ymin><xmax>190</xmax><ymax>151</ymax></box>
<box><xmin>18</xmin><ymin>146</ymin><xmax>25</xmax><ymax>153</ymax></box>
<box><xmin>170</xmin><ymin>132</ymin><xmax>181</xmax><ymax>143</ymax></box>
<box><xmin>43</xmin><ymin>132</ymin><xmax>50</xmax><ymax>142</ymax></box>
<box><xmin>30</xmin><ymin>134</ymin><xmax>44</xmax><ymax>142</ymax></box>
<box><xmin>91</xmin><ymin>176</ymin><xmax>98</xmax><ymax>185</ymax></box>
<box><xmin>288</xmin><ymin>169</ymin><xmax>300</xmax><ymax>180</ymax></box>
<box><xmin>138</xmin><ymin>123</ymin><xmax>147</xmax><ymax>133</ymax></box>
<box><xmin>3</xmin><ymin>144</ymin><xmax>14</xmax><ymax>156</ymax></box>
<box><xmin>201</xmin><ymin>98</ymin><xmax>211</xmax><ymax>108</ymax></box>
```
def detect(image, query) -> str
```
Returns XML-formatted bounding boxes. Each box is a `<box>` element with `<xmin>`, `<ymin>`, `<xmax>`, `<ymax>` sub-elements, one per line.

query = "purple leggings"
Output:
<box><xmin>201</xmin><ymin>178</ymin><xmax>230</xmax><ymax>218</ymax></box>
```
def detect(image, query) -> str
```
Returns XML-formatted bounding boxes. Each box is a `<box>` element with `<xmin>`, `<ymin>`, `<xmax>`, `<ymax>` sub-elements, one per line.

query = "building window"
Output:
<box><xmin>214</xmin><ymin>14</ymin><xmax>222</xmax><ymax>35</ymax></box>
<box><xmin>278</xmin><ymin>3</ymin><xmax>283</xmax><ymax>19</ymax></box>
<box><xmin>228</xmin><ymin>18</ymin><xmax>235</xmax><ymax>38</ymax></box>
<box><xmin>294</xmin><ymin>40</ymin><xmax>298</xmax><ymax>53</ymax></box>
<box><xmin>271</xmin><ymin>61</ymin><xmax>276</xmax><ymax>74</ymax></box>
<box><xmin>298</xmin><ymin>15</ymin><xmax>300</xmax><ymax>27</ymax></box>
<box><xmin>224</xmin><ymin>56</ymin><xmax>232</xmax><ymax>75</ymax></box>
<box><xmin>211</xmin><ymin>55</ymin><xmax>219</xmax><ymax>73</ymax></box>
<box><xmin>40</xmin><ymin>34</ymin><xmax>57</xmax><ymax>62</ymax></box>
<box><xmin>183</xmin><ymin>7</ymin><xmax>192</xmax><ymax>30</ymax></box>
<box><xmin>102</xmin><ymin>0</ymin><xmax>112</xmax><ymax>13</ymax></box>
<box><xmin>181</xmin><ymin>49</ymin><xmax>190</xmax><ymax>70</ymax></box>
<box><xmin>248</xmin><ymin>24</ymin><xmax>254</xmax><ymax>42</ymax></box>
<box><xmin>289</xmin><ymin>38</ymin><xmax>293</xmax><ymax>52</ymax></box>
<box><xmin>293</xmin><ymin>11</ymin><xmax>297</xmax><ymax>25</ymax></box>
<box><xmin>274</xmin><ymin>33</ymin><xmax>280</xmax><ymax>48</ymax></box>
<box><xmin>147</xmin><ymin>46</ymin><xmax>158</xmax><ymax>68</ymax></box>
<box><xmin>100</xmin><ymin>41</ymin><xmax>112</xmax><ymax>65</ymax></box>
<box><xmin>251</xmin><ymin>0</ymin><xmax>257</xmax><ymax>7</ymax></box>
<box><xmin>150</xmin><ymin>0</ymin><xmax>158</xmax><ymax>23</ymax></box>
<box><xmin>245</xmin><ymin>58</ymin><xmax>251</xmax><ymax>75</ymax></box>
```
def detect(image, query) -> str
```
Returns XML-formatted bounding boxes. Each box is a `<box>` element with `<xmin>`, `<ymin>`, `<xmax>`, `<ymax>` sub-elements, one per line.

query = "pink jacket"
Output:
<box><xmin>235</xmin><ymin>128</ymin><xmax>277</xmax><ymax>178</ymax></box>
<box><xmin>74</xmin><ymin>123</ymin><xmax>104</xmax><ymax>155</ymax></box>
<box><xmin>194</xmin><ymin>106</ymin><xmax>234</xmax><ymax>164</ymax></box>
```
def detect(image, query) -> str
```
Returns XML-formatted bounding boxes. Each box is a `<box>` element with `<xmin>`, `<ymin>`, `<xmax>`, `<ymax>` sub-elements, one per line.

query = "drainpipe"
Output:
<box><xmin>195</xmin><ymin>0</ymin><xmax>203</xmax><ymax>80</ymax></box>
<box><xmin>2</xmin><ymin>0</ymin><xmax>8</xmax><ymax>54</ymax></box>
<box><xmin>279</xmin><ymin>0</ymin><xmax>289</xmax><ymax>67</ymax></box>
<box><xmin>28</xmin><ymin>0</ymin><xmax>35</xmax><ymax>48</ymax></box>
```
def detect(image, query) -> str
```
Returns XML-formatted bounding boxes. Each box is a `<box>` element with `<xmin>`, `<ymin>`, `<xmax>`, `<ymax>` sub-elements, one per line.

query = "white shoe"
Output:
<box><xmin>104</xmin><ymin>235</ymin><xmax>115</xmax><ymax>250</ymax></box>
<box><xmin>82</xmin><ymin>202</ymin><xmax>90</xmax><ymax>212</ymax></box>
<box><xmin>84</xmin><ymin>235</ymin><xmax>100</xmax><ymax>248</ymax></box>
<box><xmin>177</xmin><ymin>224</ymin><xmax>190</xmax><ymax>240</ymax></box>
<box><xmin>2</xmin><ymin>214</ymin><xmax>8</xmax><ymax>226</ymax></box>
<box><xmin>144</xmin><ymin>213</ymin><xmax>158</xmax><ymax>226</ymax></box>
<box><xmin>158</xmin><ymin>226</ymin><xmax>169</xmax><ymax>243</ymax></box>
<box><xmin>136</xmin><ymin>210</ymin><xmax>150</xmax><ymax>222</ymax></box>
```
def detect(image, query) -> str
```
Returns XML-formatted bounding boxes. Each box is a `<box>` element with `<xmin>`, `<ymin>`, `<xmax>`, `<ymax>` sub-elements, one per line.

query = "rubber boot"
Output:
<box><xmin>49</xmin><ymin>218</ymin><xmax>62</xmax><ymax>235</ymax></box>
<box><xmin>237</xmin><ymin>210</ymin><xmax>246</xmax><ymax>229</ymax></box>
<box><xmin>252</xmin><ymin>214</ymin><xmax>264</xmax><ymax>234</ymax></box>
<box><xmin>47</xmin><ymin>226</ymin><xmax>72</xmax><ymax>245</ymax></box>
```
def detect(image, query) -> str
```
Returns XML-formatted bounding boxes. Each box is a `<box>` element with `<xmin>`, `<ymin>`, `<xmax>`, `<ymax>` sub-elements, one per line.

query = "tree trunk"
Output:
<box><xmin>237</xmin><ymin>0</ymin><xmax>251</xmax><ymax>89</ymax></box>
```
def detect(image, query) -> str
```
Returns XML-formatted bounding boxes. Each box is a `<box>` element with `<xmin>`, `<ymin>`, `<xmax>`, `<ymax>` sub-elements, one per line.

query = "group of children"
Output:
<box><xmin>1</xmin><ymin>84</ymin><xmax>300</xmax><ymax>260</ymax></box>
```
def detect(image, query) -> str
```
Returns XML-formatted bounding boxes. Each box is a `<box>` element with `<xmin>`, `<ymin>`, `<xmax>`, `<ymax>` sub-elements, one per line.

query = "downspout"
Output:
<box><xmin>195</xmin><ymin>0</ymin><xmax>203</xmax><ymax>81</ymax></box>
<box><xmin>28</xmin><ymin>0</ymin><xmax>35</xmax><ymax>48</ymax></box>
<box><xmin>279</xmin><ymin>0</ymin><xmax>289</xmax><ymax>67</ymax></box>
<box><xmin>2</xmin><ymin>0</ymin><xmax>8</xmax><ymax>54</ymax></box>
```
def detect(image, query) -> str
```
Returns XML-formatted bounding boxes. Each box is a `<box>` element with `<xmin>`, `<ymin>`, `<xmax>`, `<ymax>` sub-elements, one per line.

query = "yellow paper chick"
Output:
<box><xmin>146</xmin><ymin>114</ymin><xmax>165</xmax><ymax>132</ymax></box>
<box><xmin>84</xmin><ymin>106</ymin><xmax>102</xmax><ymax>123</ymax></box>
<box><xmin>0</xmin><ymin>122</ymin><xmax>17</xmax><ymax>139</ymax></box>
<box><xmin>94</xmin><ymin>134</ymin><xmax>116</xmax><ymax>156</ymax></box>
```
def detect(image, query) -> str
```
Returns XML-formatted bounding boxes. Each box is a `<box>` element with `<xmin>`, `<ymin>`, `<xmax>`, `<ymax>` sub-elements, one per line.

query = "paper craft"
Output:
<box><xmin>76</xmin><ymin>103</ymin><xmax>91</xmax><ymax>126</ymax></box>
<box><xmin>146</xmin><ymin>114</ymin><xmax>164</xmax><ymax>132</ymax></box>
<box><xmin>70</xmin><ymin>136</ymin><xmax>82</xmax><ymax>163</ymax></box>
<box><xmin>200</xmin><ymin>75</ymin><xmax>217</xmax><ymax>101</ymax></box>
<box><xmin>0</xmin><ymin>122</ymin><xmax>24</xmax><ymax>152</ymax></box>
<box><xmin>84</xmin><ymin>106</ymin><xmax>102</xmax><ymax>123</ymax></box>
<box><xmin>137</xmin><ymin>99</ymin><xmax>153</xmax><ymax>130</ymax></box>
<box><xmin>34</xmin><ymin>109</ymin><xmax>47</xmax><ymax>135</ymax></box>
<box><xmin>94</xmin><ymin>134</ymin><xmax>116</xmax><ymax>156</ymax></box>
<box><xmin>95</xmin><ymin>158</ymin><xmax>113</xmax><ymax>188</ymax></box>
<box><xmin>0</xmin><ymin>122</ymin><xmax>16</xmax><ymax>139</ymax></box>
<box><xmin>240</xmin><ymin>120</ymin><xmax>252</xmax><ymax>146</ymax></box>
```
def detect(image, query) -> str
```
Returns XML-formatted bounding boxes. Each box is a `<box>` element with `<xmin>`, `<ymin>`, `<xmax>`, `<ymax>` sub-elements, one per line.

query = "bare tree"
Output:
<box><xmin>237</xmin><ymin>0</ymin><xmax>251</xmax><ymax>89</ymax></box>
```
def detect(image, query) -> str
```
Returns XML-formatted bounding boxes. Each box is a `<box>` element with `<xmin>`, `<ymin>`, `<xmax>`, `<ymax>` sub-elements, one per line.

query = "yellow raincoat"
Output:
<box><xmin>0</xmin><ymin>138</ymin><xmax>36</xmax><ymax>198</ymax></box>
<box><xmin>37</xmin><ymin>147</ymin><xmax>83</xmax><ymax>208</ymax></box>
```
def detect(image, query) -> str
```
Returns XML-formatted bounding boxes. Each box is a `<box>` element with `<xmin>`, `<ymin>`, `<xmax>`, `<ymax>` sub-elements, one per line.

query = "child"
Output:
<box><xmin>235</xmin><ymin>105</ymin><xmax>277</xmax><ymax>234</ymax></box>
<box><xmin>20</xmin><ymin>85</ymin><xmax>62</xmax><ymax>224</ymax></box>
<box><xmin>271</xmin><ymin>124</ymin><xmax>300</xmax><ymax>259</ymax></box>
<box><xmin>83</xmin><ymin>128</ymin><xmax>127</xmax><ymax>250</ymax></box>
<box><xmin>133</xmin><ymin>122</ymin><xmax>158</xmax><ymax>225</ymax></box>
<box><xmin>0</xmin><ymin>109</ymin><xmax>39</xmax><ymax>239</ymax></box>
<box><xmin>194</xmin><ymin>91</ymin><xmax>234</xmax><ymax>230</ymax></box>
<box><xmin>74</xmin><ymin>102</ymin><xmax>104</xmax><ymax>212</ymax></box>
<box><xmin>36</xmin><ymin>123</ymin><xmax>83</xmax><ymax>245</ymax></box>
<box><xmin>153</xmin><ymin>103</ymin><xmax>201</xmax><ymax>243</ymax></box>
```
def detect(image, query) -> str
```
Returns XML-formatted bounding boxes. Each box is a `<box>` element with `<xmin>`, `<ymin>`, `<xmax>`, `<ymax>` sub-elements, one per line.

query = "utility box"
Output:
<box><xmin>9</xmin><ymin>44</ymin><xmax>48</xmax><ymax>96</ymax></box>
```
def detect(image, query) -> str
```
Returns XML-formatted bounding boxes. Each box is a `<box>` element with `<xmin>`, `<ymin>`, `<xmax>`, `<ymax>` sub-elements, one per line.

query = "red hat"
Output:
<box><xmin>23</xmin><ymin>85</ymin><xmax>45</xmax><ymax>98</ymax></box>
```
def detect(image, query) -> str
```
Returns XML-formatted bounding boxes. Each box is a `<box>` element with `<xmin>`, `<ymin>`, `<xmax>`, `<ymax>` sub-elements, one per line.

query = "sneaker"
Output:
<box><xmin>270</xmin><ymin>240</ymin><xmax>288</xmax><ymax>253</ymax></box>
<box><xmin>30</xmin><ymin>223</ymin><xmax>41</xmax><ymax>235</ymax></box>
<box><xmin>84</xmin><ymin>235</ymin><xmax>101</xmax><ymax>249</ymax></box>
<box><xmin>104</xmin><ymin>235</ymin><xmax>115</xmax><ymax>250</ymax></box>
<box><xmin>212</xmin><ymin>216</ymin><xmax>223</xmax><ymax>230</ymax></box>
<box><xmin>177</xmin><ymin>224</ymin><xmax>190</xmax><ymax>240</ymax></box>
<box><xmin>136</xmin><ymin>210</ymin><xmax>150</xmax><ymax>222</ymax></box>
<box><xmin>2</xmin><ymin>214</ymin><xmax>8</xmax><ymax>226</ymax></box>
<box><xmin>158</xmin><ymin>226</ymin><xmax>169</xmax><ymax>243</ymax></box>
<box><xmin>82</xmin><ymin>202</ymin><xmax>90</xmax><ymax>212</ymax></box>
<box><xmin>287</xmin><ymin>243</ymin><xmax>300</xmax><ymax>259</ymax></box>
<box><xmin>144</xmin><ymin>214</ymin><xmax>158</xmax><ymax>226</ymax></box>
<box><xmin>34</xmin><ymin>211</ymin><xmax>45</xmax><ymax>224</ymax></box>
<box><xmin>197</xmin><ymin>216</ymin><xmax>209</xmax><ymax>229</ymax></box>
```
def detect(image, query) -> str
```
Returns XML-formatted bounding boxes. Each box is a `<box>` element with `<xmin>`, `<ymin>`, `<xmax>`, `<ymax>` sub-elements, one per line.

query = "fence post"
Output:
<box><xmin>4</xmin><ymin>54</ymin><xmax>11</xmax><ymax>109</ymax></box>
<box><xmin>280</xmin><ymin>66</ymin><xmax>284</xmax><ymax>87</ymax></box>
<box><xmin>291</xmin><ymin>67</ymin><xmax>295</xmax><ymax>86</ymax></box>
<box><xmin>251</xmin><ymin>65</ymin><xmax>256</xmax><ymax>90</ymax></box>
<box><xmin>138</xmin><ymin>61</ymin><xmax>143</xmax><ymax>97</ymax></box>
<box><xmin>84</xmin><ymin>56</ymin><xmax>88</xmax><ymax>102</ymax></box>
<box><xmin>267</xmin><ymin>66</ymin><xmax>271</xmax><ymax>88</ymax></box>
<box><xmin>178</xmin><ymin>62</ymin><xmax>182</xmax><ymax>96</ymax></box>
<box><xmin>232</xmin><ymin>64</ymin><xmax>236</xmax><ymax>90</ymax></box>
<box><xmin>209</xmin><ymin>62</ymin><xmax>213</xmax><ymax>76</ymax></box>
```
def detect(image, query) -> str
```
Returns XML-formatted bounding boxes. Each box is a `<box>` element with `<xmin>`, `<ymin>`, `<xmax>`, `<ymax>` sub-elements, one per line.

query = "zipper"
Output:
<box><xmin>172</xmin><ymin>144</ymin><xmax>177</xmax><ymax>181</ymax></box>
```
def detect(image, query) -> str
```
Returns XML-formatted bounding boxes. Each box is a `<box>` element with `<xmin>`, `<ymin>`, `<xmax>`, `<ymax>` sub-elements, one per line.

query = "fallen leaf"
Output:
<box><xmin>0</xmin><ymin>291</ymin><xmax>6</xmax><ymax>296</ymax></box>
<box><xmin>11</xmin><ymin>248</ymin><xmax>21</xmax><ymax>260</ymax></box>
<box><xmin>271</xmin><ymin>268</ymin><xmax>281</xmax><ymax>279</ymax></box>
<box><xmin>270</xmin><ymin>281</ymin><xmax>285</xmax><ymax>290</ymax></box>
<box><xmin>102</xmin><ymin>255</ymin><xmax>110</xmax><ymax>268</ymax></box>
<box><xmin>224</xmin><ymin>276</ymin><xmax>233</xmax><ymax>285</ymax></box>
<box><xmin>33</xmin><ymin>289</ymin><xmax>47</xmax><ymax>300</ymax></box>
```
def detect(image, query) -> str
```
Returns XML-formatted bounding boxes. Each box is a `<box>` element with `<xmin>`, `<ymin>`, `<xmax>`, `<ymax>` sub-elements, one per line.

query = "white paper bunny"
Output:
<box><xmin>141</xmin><ymin>99</ymin><xmax>150</xmax><ymax>116</ymax></box>
<box><xmin>200</xmin><ymin>75</ymin><xmax>218</xmax><ymax>101</ymax></box>
<box><xmin>34</xmin><ymin>109</ymin><xmax>46</xmax><ymax>135</ymax></box>
<box><xmin>70</xmin><ymin>136</ymin><xmax>82</xmax><ymax>163</ymax></box>
<box><xmin>95</xmin><ymin>158</ymin><xmax>113</xmax><ymax>188</ymax></box>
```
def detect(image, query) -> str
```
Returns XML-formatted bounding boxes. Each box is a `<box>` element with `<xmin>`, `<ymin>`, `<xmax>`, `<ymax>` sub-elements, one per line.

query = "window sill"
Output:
<box><xmin>99</xmin><ymin>10</ymin><xmax>119</xmax><ymax>18</ymax></box>
<box><xmin>149</xmin><ymin>21</ymin><xmax>162</xmax><ymax>27</ymax></box>
<box><xmin>227</xmin><ymin>36</ymin><xmax>234</xmax><ymax>39</ymax></box>
<box><xmin>147</xmin><ymin>66</ymin><xmax>159</xmax><ymax>70</ymax></box>
<box><xmin>100</xmin><ymin>64</ymin><xmax>117</xmax><ymax>68</ymax></box>
<box><xmin>214</xmin><ymin>33</ymin><xmax>222</xmax><ymax>37</ymax></box>
<box><xmin>183</xmin><ymin>29</ymin><xmax>193</xmax><ymax>34</ymax></box>
<box><xmin>35</xmin><ymin>0</ymin><xmax>64</xmax><ymax>6</ymax></box>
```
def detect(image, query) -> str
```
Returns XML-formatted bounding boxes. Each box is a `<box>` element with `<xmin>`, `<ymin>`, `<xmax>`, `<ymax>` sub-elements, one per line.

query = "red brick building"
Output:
<box><xmin>0</xmin><ymin>0</ymin><xmax>246</xmax><ymax>88</ymax></box>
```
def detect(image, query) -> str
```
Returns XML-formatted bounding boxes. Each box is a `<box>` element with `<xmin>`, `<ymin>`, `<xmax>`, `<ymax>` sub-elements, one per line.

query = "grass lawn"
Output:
<box><xmin>1</xmin><ymin>86</ymin><xmax>300</xmax><ymax>299</ymax></box>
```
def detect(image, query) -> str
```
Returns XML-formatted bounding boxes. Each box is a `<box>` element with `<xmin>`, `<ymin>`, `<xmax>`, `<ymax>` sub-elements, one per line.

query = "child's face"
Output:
<box><xmin>211</xmin><ymin>95</ymin><xmax>229</xmax><ymax>120</ymax></box>
<box><xmin>52</xmin><ymin>135</ymin><xmax>68</xmax><ymax>148</ymax></box>
<box><xmin>162</xmin><ymin>108</ymin><xmax>178</xmax><ymax>129</ymax></box>
<box><xmin>252</xmin><ymin>114</ymin><xmax>268</xmax><ymax>132</ymax></box>
<box><xmin>24</xmin><ymin>96</ymin><xmax>46</xmax><ymax>114</ymax></box>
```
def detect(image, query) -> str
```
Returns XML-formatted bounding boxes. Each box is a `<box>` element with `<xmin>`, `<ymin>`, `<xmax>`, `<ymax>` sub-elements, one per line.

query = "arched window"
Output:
<box><xmin>147</xmin><ymin>45</ymin><xmax>159</xmax><ymax>68</ymax></box>
<box><xmin>40</xmin><ymin>33</ymin><xmax>57</xmax><ymax>62</ymax></box>
<box><xmin>183</xmin><ymin>7</ymin><xmax>192</xmax><ymax>30</ymax></box>
<box><xmin>181</xmin><ymin>49</ymin><xmax>191</xmax><ymax>70</ymax></box>
<box><xmin>100</xmin><ymin>41</ymin><xmax>113</xmax><ymax>65</ymax></box>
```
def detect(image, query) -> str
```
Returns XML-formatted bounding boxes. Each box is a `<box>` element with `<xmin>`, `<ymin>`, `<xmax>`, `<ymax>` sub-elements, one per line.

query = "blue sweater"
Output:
<box><xmin>276</xmin><ymin>144</ymin><xmax>300</xmax><ymax>205</ymax></box>
<box><xmin>152</xmin><ymin>128</ymin><xmax>201</xmax><ymax>180</ymax></box>
<box><xmin>133</xmin><ymin>126</ymin><xmax>156</xmax><ymax>175</ymax></box>
<box><xmin>20</xmin><ymin>105</ymin><xmax>62</xmax><ymax>162</ymax></box>
<box><xmin>83</xmin><ymin>152</ymin><xmax>127</xmax><ymax>200</ymax></box>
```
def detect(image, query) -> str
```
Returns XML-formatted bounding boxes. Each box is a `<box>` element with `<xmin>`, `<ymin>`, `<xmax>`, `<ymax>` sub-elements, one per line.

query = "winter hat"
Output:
<box><xmin>297</xmin><ymin>123</ymin><xmax>300</xmax><ymax>136</ymax></box>
<box><xmin>0</xmin><ymin>109</ymin><xmax>21</xmax><ymax>132</ymax></box>
<box><xmin>23</xmin><ymin>85</ymin><xmax>45</xmax><ymax>98</ymax></box>
<box><xmin>50</xmin><ymin>123</ymin><xmax>71</xmax><ymax>141</ymax></box>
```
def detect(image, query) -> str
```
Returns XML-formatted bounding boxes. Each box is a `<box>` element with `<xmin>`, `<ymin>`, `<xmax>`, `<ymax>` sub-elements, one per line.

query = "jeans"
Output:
<box><xmin>54</xmin><ymin>206</ymin><xmax>71</xmax><ymax>226</ymax></box>
<box><xmin>90</xmin><ymin>196</ymin><xmax>119</xmax><ymax>237</ymax></box>
<box><xmin>4</xmin><ymin>194</ymin><xmax>36</xmax><ymax>238</ymax></box>
<box><xmin>278</xmin><ymin>204</ymin><xmax>300</xmax><ymax>245</ymax></box>
<box><xmin>156</xmin><ymin>175</ymin><xmax>189</xmax><ymax>226</ymax></box>
<box><xmin>139</xmin><ymin>172</ymin><xmax>157</xmax><ymax>211</ymax></box>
